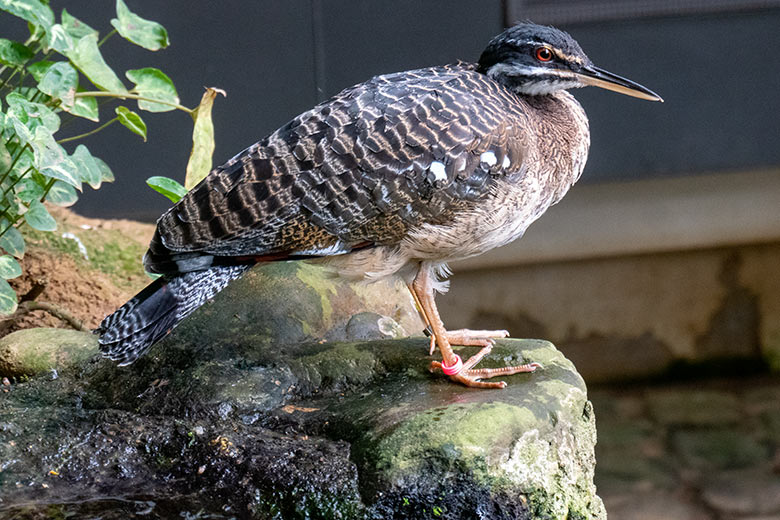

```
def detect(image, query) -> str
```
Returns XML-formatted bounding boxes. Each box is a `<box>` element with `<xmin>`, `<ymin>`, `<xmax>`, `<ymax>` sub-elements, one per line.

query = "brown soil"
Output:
<box><xmin>2</xmin><ymin>207</ymin><xmax>155</xmax><ymax>335</ymax></box>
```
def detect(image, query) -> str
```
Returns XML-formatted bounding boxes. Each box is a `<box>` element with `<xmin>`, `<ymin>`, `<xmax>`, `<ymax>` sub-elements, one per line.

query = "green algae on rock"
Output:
<box><xmin>167</xmin><ymin>261</ymin><xmax>425</xmax><ymax>355</ymax></box>
<box><xmin>1</xmin><ymin>327</ymin><xmax>604</xmax><ymax>519</ymax></box>
<box><xmin>318</xmin><ymin>340</ymin><xmax>605</xmax><ymax>519</ymax></box>
<box><xmin>0</xmin><ymin>327</ymin><xmax>97</xmax><ymax>378</ymax></box>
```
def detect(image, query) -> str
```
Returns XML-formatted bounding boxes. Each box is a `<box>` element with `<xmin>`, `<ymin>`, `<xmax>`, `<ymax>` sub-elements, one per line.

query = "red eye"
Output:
<box><xmin>535</xmin><ymin>47</ymin><xmax>553</xmax><ymax>62</ymax></box>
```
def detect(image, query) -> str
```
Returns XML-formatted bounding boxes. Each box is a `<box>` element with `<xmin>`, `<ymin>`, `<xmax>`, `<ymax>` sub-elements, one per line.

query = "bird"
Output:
<box><xmin>97</xmin><ymin>22</ymin><xmax>661</xmax><ymax>389</ymax></box>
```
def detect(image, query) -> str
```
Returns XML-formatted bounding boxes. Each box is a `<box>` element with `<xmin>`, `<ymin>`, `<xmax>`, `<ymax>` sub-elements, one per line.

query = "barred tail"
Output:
<box><xmin>97</xmin><ymin>264</ymin><xmax>252</xmax><ymax>365</ymax></box>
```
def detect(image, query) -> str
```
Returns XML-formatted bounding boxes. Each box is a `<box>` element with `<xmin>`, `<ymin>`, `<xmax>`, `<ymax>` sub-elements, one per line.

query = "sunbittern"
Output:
<box><xmin>98</xmin><ymin>23</ymin><xmax>662</xmax><ymax>388</ymax></box>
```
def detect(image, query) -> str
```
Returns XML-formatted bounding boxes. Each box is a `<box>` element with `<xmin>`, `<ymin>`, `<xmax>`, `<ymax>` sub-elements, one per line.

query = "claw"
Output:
<box><xmin>407</xmin><ymin>263</ymin><xmax>538</xmax><ymax>389</ymax></box>
<box><xmin>429</xmin><ymin>346</ymin><xmax>541</xmax><ymax>387</ymax></box>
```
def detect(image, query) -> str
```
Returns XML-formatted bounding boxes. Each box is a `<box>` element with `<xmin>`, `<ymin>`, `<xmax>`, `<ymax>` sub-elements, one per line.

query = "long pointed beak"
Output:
<box><xmin>576</xmin><ymin>65</ymin><xmax>663</xmax><ymax>102</ymax></box>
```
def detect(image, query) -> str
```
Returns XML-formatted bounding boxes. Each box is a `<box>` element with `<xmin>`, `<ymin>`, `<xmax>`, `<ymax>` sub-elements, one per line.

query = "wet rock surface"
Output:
<box><xmin>1</xmin><ymin>338</ymin><xmax>602</xmax><ymax>519</ymax></box>
<box><xmin>0</xmin><ymin>265</ymin><xmax>603</xmax><ymax>519</ymax></box>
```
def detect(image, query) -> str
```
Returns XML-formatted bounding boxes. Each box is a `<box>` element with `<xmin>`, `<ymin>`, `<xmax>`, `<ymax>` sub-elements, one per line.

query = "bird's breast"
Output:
<box><xmin>400</xmin><ymin>171</ymin><xmax>553</xmax><ymax>262</ymax></box>
<box><xmin>400</xmin><ymin>91</ymin><xmax>590</xmax><ymax>264</ymax></box>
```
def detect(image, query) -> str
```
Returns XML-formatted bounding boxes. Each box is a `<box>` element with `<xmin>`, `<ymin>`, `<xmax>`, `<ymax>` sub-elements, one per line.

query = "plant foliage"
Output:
<box><xmin>0</xmin><ymin>0</ymin><xmax>223</xmax><ymax>314</ymax></box>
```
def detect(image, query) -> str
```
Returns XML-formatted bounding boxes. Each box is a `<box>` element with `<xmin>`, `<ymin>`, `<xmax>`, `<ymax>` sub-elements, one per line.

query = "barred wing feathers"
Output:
<box><xmin>146</xmin><ymin>62</ymin><xmax>530</xmax><ymax>273</ymax></box>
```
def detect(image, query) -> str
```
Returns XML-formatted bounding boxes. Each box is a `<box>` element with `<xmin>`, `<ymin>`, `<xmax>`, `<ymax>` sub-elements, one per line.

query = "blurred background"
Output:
<box><xmin>14</xmin><ymin>1</ymin><xmax>780</xmax><ymax>518</ymax></box>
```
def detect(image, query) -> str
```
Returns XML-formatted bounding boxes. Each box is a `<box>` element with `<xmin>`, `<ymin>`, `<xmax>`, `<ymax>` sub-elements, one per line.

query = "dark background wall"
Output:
<box><xmin>4</xmin><ymin>1</ymin><xmax>779</xmax><ymax>221</ymax></box>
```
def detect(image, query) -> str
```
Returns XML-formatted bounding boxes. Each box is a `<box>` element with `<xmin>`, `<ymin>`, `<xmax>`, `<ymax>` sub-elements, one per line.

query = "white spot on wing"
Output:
<box><xmin>453</xmin><ymin>156</ymin><xmax>467</xmax><ymax>172</ymax></box>
<box><xmin>430</xmin><ymin>161</ymin><xmax>447</xmax><ymax>182</ymax></box>
<box><xmin>480</xmin><ymin>151</ymin><xmax>497</xmax><ymax>167</ymax></box>
<box><xmin>502</xmin><ymin>155</ymin><xmax>511</xmax><ymax>169</ymax></box>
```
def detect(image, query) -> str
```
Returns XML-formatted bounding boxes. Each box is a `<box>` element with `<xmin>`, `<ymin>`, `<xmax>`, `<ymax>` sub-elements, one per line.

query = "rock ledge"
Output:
<box><xmin>0</xmin><ymin>331</ymin><xmax>603</xmax><ymax>519</ymax></box>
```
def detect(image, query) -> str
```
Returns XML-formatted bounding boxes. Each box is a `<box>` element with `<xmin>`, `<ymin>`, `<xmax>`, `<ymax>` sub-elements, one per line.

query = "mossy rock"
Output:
<box><xmin>166</xmin><ymin>261</ymin><xmax>425</xmax><ymax>360</ymax></box>
<box><xmin>0</xmin><ymin>327</ymin><xmax>97</xmax><ymax>378</ymax></box>
<box><xmin>0</xmin><ymin>329</ymin><xmax>604</xmax><ymax>519</ymax></box>
<box><xmin>1</xmin><ymin>210</ymin><xmax>602</xmax><ymax>517</ymax></box>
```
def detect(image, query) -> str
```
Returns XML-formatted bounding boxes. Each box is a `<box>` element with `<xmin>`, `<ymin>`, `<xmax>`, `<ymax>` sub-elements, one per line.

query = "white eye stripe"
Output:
<box><xmin>487</xmin><ymin>63</ymin><xmax>577</xmax><ymax>79</ymax></box>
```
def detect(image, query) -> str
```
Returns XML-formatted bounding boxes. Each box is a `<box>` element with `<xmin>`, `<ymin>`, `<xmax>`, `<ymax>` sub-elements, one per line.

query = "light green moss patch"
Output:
<box><xmin>374</xmin><ymin>401</ymin><xmax>537</xmax><ymax>482</ymax></box>
<box><xmin>0</xmin><ymin>328</ymin><xmax>97</xmax><ymax>377</ymax></box>
<box><xmin>295</xmin><ymin>263</ymin><xmax>339</xmax><ymax>325</ymax></box>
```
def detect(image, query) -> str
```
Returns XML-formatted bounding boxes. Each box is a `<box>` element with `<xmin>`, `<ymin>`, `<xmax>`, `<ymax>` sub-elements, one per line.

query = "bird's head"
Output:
<box><xmin>477</xmin><ymin>23</ymin><xmax>662</xmax><ymax>102</ymax></box>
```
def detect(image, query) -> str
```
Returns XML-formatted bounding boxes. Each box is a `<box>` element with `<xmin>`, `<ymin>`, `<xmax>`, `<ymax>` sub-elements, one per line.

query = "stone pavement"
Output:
<box><xmin>591</xmin><ymin>376</ymin><xmax>780</xmax><ymax>520</ymax></box>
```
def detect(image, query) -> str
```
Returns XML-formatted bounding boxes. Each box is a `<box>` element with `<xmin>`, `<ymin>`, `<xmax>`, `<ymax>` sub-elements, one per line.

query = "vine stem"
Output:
<box><xmin>98</xmin><ymin>28</ymin><xmax>117</xmax><ymax>48</ymax></box>
<box><xmin>0</xmin><ymin>143</ymin><xmax>32</xmax><ymax>188</ymax></box>
<box><xmin>75</xmin><ymin>91</ymin><xmax>193</xmax><ymax>113</ymax></box>
<box><xmin>0</xmin><ymin>174</ymin><xmax>53</xmax><ymax>242</ymax></box>
<box><xmin>0</xmin><ymin>300</ymin><xmax>89</xmax><ymax>333</ymax></box>
<box><xmin>0</xmin><ymin>214</ymin><xmax>22</xmax><ymax>241</ymax></box>
<box><xmin>0</xmin><ymin>66</ymin><xmax>11</xmax><ymax>91</ymax></box>
<box><xmin>57</xmin><ymin>117</ymin><xmax>119</xmax><ymax>144</ymax></box>
<box><xmin>39</xmin><ymin>178</ymin><xmax>57</xmax><ymax>202</ymax></box>
<box><xmin>1</xmin><ymin>166</ymin><xmax>33</xmax><ymax>198</ymax></box>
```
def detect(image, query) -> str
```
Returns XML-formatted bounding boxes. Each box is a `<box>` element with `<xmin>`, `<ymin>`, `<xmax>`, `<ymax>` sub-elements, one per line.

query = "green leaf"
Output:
<box><xmin>38</xmin><ymin>61</ymin><xmax>78</xmax><ymax>107</ymax></box>
<box><xmin>43</xmin><ymin>24</ymin><xmax>73</xmax><ymax>55</ymax></box>
<box><xmin>30</xmin><ymin>126</ymin><xmax>81</xmax><ymax>189</ymax></box>
<box><xmin>147</xmin><ymin>176</ymin><xmax>186</xmax><ymax>203</ymax></box>
<box><xmin>44</xmin><ymin>180</ymin><xmax>78</xmax><ymax>207</ymax></box>
<box><xmin>0</xmin><ymin>0</ymin><xmax>54</xmax><ymax>32</ymax></box>
<box><xmin>0</xmin><ymin>38</ymin><xmax>33</xmax><ymax>67</ymax></box>
<box><xmin>14</xmin><ymin>175</ymin><xmax>45</xmax><ymax>203</ymax></box>
<box><xmin>70</xmin><ymin>144</ymin><xmax>102</xmax><ymax>188</ymax></box>
<box><xmin>61</xmin><ymin>8</ymin><xmax>98</xmax><ymax>40</ymax></box>
<box><xmin>186</xmin><ymin>87</ymin><xmax>225</xmax><ymax>190</ymax></box>
<box><xmin>111</xmin><ymin>0</ymin><xmax>169</xmax><ymax>51</ymax></box>
<box><xmin>0</xmin><ymin>139</ymin><xmax>11</xmax><ymax>174</ymax></box>
<box><xmin>0</xmin><ymin>186</ymin><xmax>13</xmax><ymax>210</ymax></box>
<box><xmin>0</xmin><ymin>278</ymin><xmax>17</xmax><ymax>315</ymax></box>
<box><xmin>5</xmin><ymin>156</ymin><xmax>32</xmax><ymax>186</ymax></box>
<box><xmin>0</xmin><ymin>220</ymin><xmax>25</xmax><ymax>257</ymax></box>
<box><xmin>43</xmin><ymin>9</ymin><xmax>98</xmax><ymax>55</ymax></box>
<box><xmin>94</xmin><ymin>156</ymin><xmax>114</xmax><ymax>184</ymax></box>
<box><xmin>0</xmin><ymin>255</ymin><xmax>22</xmax><ymax>279</ymax></box>
<box><xmin>24</xmin><ymin>199</ymin><xmax>57</xmax><ymax>231</ymax></box>
<box><xmin>66</xmin><ymin>33</ymin><xmax>126</xmax><ymax>92</ymax></box>
<box><xmin>5</xmin><ymin>92</ymin><xmax>60</xmax><ymax>134</ymax></box>
<box><xmin>0</xmin><ymin>143</ymin><xmax>33</xmax><ymax>182</ymax></box>
<box><xmin>68</xmin><ymin>88</ymin><xmax>99</xmax><ymax>122</ymax></box>
<box><xmin>7</xmin><ymin>113</ymin><xmax>34</xmax><ymax>145</ymax></box>
<box><xmin>27</xmin><ymin>60</ymin><xmax>55</xmax><ymax>81</ymax></box>
<box><xmin>115</xmin><ymin>105</ymin><xmax>147</xmax><ymax>141</ymax></box>
<box><xmin>126</xmin><ymin>67</ymin><xmax>179</xmax><ymax>112</ymax></box>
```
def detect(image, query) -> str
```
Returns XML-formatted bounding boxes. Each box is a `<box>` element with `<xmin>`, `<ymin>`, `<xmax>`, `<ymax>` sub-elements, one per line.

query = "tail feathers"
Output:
<box><xmin>97</xmin><ymin>264</ymin><xmax>251</xmax><ymax>365</ymax></box>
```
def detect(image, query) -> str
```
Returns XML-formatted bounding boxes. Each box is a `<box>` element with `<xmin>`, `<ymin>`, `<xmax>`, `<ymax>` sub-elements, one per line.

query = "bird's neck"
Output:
<box><xmin>524</xmin><ymin>90</ymin><xmax>591</xmax><ymax>201</ymax></box>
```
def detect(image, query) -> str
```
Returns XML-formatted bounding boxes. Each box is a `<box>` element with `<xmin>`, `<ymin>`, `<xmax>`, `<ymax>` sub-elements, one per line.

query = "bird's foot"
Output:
<box><xmin>425</xmin><ymin>327</ymin><xmax>510</xmax><ymax>355</ymax></box>
<box><xmin>429</xmin><ymin>344</ymin><xmax>542</xmax><ymax>389</ymax></box>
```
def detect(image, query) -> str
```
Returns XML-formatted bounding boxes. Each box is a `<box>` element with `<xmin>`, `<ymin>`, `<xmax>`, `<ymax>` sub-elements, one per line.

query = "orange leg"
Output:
<box><xmin>409</xmin><ymin>263</ymin><xmax>541</xmax><ymax>389</ymax></box>
<box><xmin>407</xmin><ymin>285</ymin><xmax>511</xmax><ymax>355</ymax></box>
